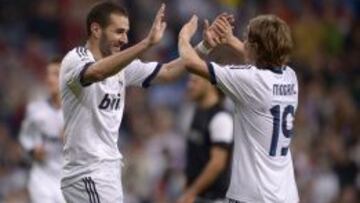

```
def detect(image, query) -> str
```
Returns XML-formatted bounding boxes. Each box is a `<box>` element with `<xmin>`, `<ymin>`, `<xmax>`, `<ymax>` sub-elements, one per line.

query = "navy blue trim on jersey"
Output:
<box><xmin>79</xmin><ymin>62</ymin><xmax>95</xmax><ymax>87</ymax></box>
<box><xmin>142</xmin><ymin>63</ymin><xmax>162</xmax><ymax>88</ymax></box>
<box><xmin>281</xmin><ymin>147</ymin><xmax>289</xmax><ymax>156</ymax></box>
<box><xmin>207</xmin><ymin>62</ymin><xmax>217</xmax><ymax>85</ymax></box>
<box><xmin>269</xmin><ymin>67</ymin><xmax>284</xmax><ymax>74</ymax></box>
<box><xmin>212</xmin><ymin>142</ymin><xmax>232</xmax><ymax>150</ymax></box>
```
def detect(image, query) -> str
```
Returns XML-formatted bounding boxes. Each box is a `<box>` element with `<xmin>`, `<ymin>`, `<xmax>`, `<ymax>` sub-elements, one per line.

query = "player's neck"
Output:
<box><xmin>199</xmin><ymin>91</ymin><xmax>219</xmax><ymax>109</ymax></box>
<box><xmin>86</xmin><ymin>40</ymin><xmax>103</xmax><ymax>61</ymax></box>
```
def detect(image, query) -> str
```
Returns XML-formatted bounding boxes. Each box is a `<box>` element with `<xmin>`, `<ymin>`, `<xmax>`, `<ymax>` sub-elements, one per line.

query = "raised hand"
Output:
<box><xmin>145</xmin><ymin>3</ymin><xmax>167</xmax><ymax>46</ymax></box>
<box><xmin>178</xmin><ymin>15</ymin><xmax>213</xmax><ymax>80</ymax></box>
<box><xmin>202</xmin><ymin>19</ymin><xmax>217</xmax><ymax>49</ymax></box>
<box><xmin>203</xmin><ymin>13</ymin><xmax>235</xmax><ymax>49</ymax></box>
<box><xmin>179</xmin><ymin>15</ymin><xmax>199</xmax><ymax>42</ymax></box>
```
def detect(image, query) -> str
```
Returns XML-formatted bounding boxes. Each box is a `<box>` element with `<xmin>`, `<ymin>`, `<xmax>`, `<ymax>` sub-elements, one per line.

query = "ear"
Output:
<box><xmin>90</xmin><ymin>22</ymin><xmax>102</xmax><ymax>39</ymax></box>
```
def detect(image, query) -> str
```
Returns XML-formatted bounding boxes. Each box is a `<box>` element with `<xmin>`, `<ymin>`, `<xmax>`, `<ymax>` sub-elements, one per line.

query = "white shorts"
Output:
<box><xmin>61</xmin><ymin>161</ymin><xmax>123</xmax><ymax>203</ymax></box>
<box><xmin>62</xmin><ymin>176</ymin><xmax>123</xmax><ymax>203</ymax></box>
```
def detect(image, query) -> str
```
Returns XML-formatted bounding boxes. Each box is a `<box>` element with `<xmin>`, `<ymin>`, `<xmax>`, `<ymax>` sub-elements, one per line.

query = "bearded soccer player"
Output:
<box><xmin>59</xmin><ymin>1</ymin><xmax>230</xmax><ymax>202</ymax></box>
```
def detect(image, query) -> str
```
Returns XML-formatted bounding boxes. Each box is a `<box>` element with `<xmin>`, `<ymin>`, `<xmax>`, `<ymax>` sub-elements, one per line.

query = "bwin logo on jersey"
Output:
<box><xmin>98</xmin><ymin>93</ymin><xmax>121</xmax><ymax>110</ymax></box>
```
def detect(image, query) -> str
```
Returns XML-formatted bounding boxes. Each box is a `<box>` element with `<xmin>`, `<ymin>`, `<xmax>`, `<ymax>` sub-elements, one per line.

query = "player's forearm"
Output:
<box><xmin>228</xmin><ymin>36</ymin><xmax>245</xmax><ymax>55</ymax></box>
<box><xmin>155</xmin><ymin>40</ymin><xmax>213</xmax><ymax>84</ymax></box>
<box><xmin>186</xmin><ymin>155</ymin><xmax>227</xmax><ymax>195</ymax></box>
<box><xmin>154</xmin><ymin>39</ymin><xmax>214</xmax><ymax>84</ymax></box>
<box><xmin>153</xmin><ymin>58</ymin><xmax>185</xmax><ymax>84</ymax></box>
<box><xmin>179</xmin><ymin>37</ymin><xmax>209</xmax><ymax>79</ymax></box>
<box><xmin>83</xmin><ymin>39</ymin><xmax>152</xmax><ymax>83</ymax></box>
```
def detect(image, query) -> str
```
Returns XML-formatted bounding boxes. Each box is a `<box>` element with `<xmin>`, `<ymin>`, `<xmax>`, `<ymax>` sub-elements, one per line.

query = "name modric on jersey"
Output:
<box><xmin>273</xmin><ymin>84</ymin><xmax>296</xmax><ymax>96</ymax></box>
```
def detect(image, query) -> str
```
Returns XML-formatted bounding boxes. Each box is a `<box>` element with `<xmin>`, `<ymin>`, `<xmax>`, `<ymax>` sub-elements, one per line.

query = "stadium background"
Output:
<box><xmin>0</xmin><ymin>0</ymin><xmax>359</xmax><ymax>202</ymax></box>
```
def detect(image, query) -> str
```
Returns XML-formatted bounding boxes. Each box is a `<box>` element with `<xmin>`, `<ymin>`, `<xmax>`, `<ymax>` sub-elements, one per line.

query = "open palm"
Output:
<box><xmin>179</xmin><ymin>15</ymin><xmax>199</xmax><ymax>42</ymax></box>
<box><xmin>146</xmin><ymin>4</ymin><xmax>167</xmax><ymax>45</ymax></box>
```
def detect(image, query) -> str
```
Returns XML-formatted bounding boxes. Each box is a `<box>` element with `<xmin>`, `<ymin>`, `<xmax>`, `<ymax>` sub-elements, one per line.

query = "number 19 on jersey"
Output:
<box><xmin>269</xmin><ymin>105</ymin><xmax>295</xmax><ymax>157</ymax></box>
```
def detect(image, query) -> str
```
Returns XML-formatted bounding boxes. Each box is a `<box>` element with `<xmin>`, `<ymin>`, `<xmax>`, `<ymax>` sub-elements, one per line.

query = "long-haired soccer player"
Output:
<box><xmin>179</xmin><ymin>14</ymin><xmax>299</xmax><ymax>203</ymax></box>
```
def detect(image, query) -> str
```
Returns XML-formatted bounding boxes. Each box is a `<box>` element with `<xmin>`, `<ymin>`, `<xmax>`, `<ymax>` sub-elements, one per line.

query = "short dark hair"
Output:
<box><xmin>86</xmin><ymin>1</ymin><xmax>128</xmax><ymax>37</ymax></box>
<box><xmin>246</xmin><ymin>15</ymin><xmax>293</xmax><ymax>68</ymax></box>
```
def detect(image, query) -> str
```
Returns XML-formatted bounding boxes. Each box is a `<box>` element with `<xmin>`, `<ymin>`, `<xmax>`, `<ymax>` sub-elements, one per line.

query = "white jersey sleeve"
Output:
<box><xmin>209</xmin><ymin>112</ymin><xmax>233</xmax><ymax>145</ymax></box>
<box><xmin>61</xmin><ymin>47</ymin><xmax>95</xmax><ymax>96</ymax></box>
<box><xmin>124</xmin><ymin>59</ymin><xmax>162</xmax><ymax>88</ymax></box>
<box><xmin>207</xmin><ymin>62</ymin><xmax>267</xmax><ymax>108</ymax></box>
<box><xmin>19</xmin><ymin>103</ymin><xmax>42</xmax><ymax>151</ymax></box>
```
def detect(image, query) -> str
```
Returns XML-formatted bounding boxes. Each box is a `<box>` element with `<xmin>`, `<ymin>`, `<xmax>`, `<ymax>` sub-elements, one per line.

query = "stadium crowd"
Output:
<box><xmin>0</xmin><ymin>0</ymin><xmax>359</xmax><ymax>202</ymax></box>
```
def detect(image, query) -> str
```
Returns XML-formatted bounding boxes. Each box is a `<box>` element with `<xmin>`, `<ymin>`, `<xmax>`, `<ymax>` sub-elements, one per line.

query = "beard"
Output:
<box><xmin>99</xmin><ymin>33</ymin><xmax>112</xmax><ymax>57</ymax></box>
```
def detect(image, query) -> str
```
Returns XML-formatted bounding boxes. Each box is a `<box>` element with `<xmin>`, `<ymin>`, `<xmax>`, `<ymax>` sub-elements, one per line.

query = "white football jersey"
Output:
<box><xmin>59</xmin><ymin>46</ymin><xmax>161</xmax><ymax>187</ymax></box>
<box><xmin>19</xmin><ymin>99</ymin><xmax>64</xmax><ymax>180</ymax></box>
<box><xmin>208</xmin><ymin>62</ymin><xmax>299</xmax><ymax>203</ymax></box>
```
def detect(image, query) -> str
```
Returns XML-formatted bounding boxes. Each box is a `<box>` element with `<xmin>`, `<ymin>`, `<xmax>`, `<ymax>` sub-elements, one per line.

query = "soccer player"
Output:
<box><xmin>19</xmin><ymin>57</ymin><xmax>65</xmax><ymax>203</ymax></box>
<box><xmin>178</xmin><ymin>15</ymin><xmax>299</xmax><ymax>203</ymax></box>
<box><xmin>59</xmin><ymin>2</ymin><xmax>229</xmax><ymax>202</ymax></box>
<box><xmin>178</xmin><ymin>74</ymin><xmax>233</xmax><ymax>203</ymax></box>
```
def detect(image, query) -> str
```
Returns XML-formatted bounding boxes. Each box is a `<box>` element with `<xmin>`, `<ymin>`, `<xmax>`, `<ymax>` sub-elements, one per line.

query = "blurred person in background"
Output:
<box><xmin>178</xmin><ymin>74</ymin><xmax>233</xmax><ymax>203</ymax></box>
<box><xmin>146</xmin><ymin>106</ymin><xmax>185</xmax><ymax>203</ymax></box>
<box><xmin>122</xmin><ymin>105</ymin><xmax>185</xmax><ymax>203</ymax></box>
<box><xmin>18</xmin><ymin>57</ymin><xmax>65</xmax><ymax>203</ymax></box>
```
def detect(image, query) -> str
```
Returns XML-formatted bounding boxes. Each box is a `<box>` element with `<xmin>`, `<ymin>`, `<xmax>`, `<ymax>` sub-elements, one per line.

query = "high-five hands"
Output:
<box><xmin>179</xmin><ymin>15</ymin><xmax>199</xmax><ymax>42</ymax></box>
<box><xmin>179</xmin><ymin>13</ymin><xmax>234</xmax><ymax>43</ymax></box>
<box><xmin>145</xmin><ymin>3</ymin><xmax>167</xmax><ymax>46</ymax></box>
<box><xmin>203</xmin><ymin>13</ymin><xmax>235</xmax><ymax>49</ymax></box>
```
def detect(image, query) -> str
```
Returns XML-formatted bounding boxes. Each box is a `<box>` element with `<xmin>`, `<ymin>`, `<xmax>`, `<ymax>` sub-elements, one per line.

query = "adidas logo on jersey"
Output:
<box><xmin>98</xmin><ymin>93</ymin><xmax>121</xmax><ymax>110</ymax></box>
